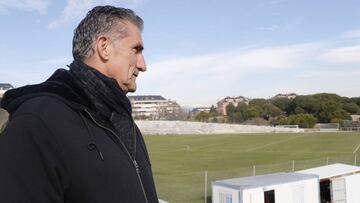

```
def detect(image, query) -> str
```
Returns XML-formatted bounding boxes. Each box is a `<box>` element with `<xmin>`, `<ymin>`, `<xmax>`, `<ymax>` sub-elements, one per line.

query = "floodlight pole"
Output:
<box><xmin>292</xmin><ymin>160</ymin><xmax>295</xmax><ymax>171</ymax></box>
<box><xmin>355</xmin><ymin>154</ymin><xmax>357</xmax><ymax>166</ymax></box>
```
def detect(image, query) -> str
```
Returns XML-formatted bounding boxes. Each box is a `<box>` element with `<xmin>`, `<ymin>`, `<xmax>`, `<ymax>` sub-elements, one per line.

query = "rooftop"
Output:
<box><xmin>212</xmin><ymin>172</ymin><xmax>317</xmax><ymax>190</ymax></box>
<box><xmin>0</xmin><ymin>83</ymin><xmax>13</xmax><ymax>90</ymax></box>
<box><xmin>297</xmin><ymin>163</ymin><xmax>360</xmax><ymax>179</ymax></box>
<box><xmin>128</xmin><ymin>95</ymin><xmax>166</xmax><ymax>101</ymax></box>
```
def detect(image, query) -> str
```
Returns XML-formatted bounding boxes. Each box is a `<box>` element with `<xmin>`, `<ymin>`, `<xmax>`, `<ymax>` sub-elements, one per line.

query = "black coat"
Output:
<box><xmin>0</xmin><ymin>69</ymin><xmax>158</xmax><ymax>203</ymax></box>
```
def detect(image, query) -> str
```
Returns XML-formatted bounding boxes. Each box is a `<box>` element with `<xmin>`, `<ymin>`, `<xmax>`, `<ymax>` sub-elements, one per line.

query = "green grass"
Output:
<box><xmin>144</xmin><ymin>132</ymin><xmax>360</xmax><ymax>203</ymax></box>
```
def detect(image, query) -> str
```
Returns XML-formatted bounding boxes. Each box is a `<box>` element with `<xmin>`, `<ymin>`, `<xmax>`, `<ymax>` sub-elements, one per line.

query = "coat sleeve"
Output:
<box><xmin>0</xmin><ymin>113</ymin><xmax>70</xmax><ymax>203</ymax></box>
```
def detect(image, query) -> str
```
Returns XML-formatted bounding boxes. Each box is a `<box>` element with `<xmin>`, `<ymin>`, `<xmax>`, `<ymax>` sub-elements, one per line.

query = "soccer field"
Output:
<box><xmin>144</xmin><ymin>132</ymin><xmax>360</xmax><ymax>203</ymax></box>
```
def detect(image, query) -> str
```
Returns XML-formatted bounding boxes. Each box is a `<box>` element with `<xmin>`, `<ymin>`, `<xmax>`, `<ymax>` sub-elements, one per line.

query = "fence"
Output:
<box><xmin>156</xmin><ymin>154</ymin><xmax>358</xmax><ymax>203</ymax></box>
<box><xmin>341</xmin><ymin>127</ymin><xmax>360</xmax><ymax>132</ymax></box>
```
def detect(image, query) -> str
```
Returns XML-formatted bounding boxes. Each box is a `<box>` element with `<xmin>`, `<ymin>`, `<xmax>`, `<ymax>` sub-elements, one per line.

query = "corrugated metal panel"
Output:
<box><xmin>213</xmin><ymin>172</ymin><xmax>317</xmax><ymax>190</ymax></box>
<box><xmin>292</xmin><ymin>185</ymin><xmax>304</xmax><ymax>203</ymax></box>
<box><xmin>297</xmin><ymin>163</ymin><xmax>360</xmax><ymax>179</ymax></box>
<box><xmin>344</xmin><ymin>173</ymin><xmax>360</xmax><ymax>203</ymax></box>
<box><xmin>332</xmin><ymin>178</ymin><xmax>346</xmax><ymax>203</ymax></box>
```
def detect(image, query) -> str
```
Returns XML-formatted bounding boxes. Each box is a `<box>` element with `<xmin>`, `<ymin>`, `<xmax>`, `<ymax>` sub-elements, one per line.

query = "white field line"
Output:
<box><xmin>254</xmin><ymin>150</ymin><xmax>352</xmax><ymax>154</ymax></box>
<box><xmin>244</xmin><ymin>135</ymin><xmax>305</xmax><ymax>152</ymax></box>
<box><xmin>208</xmin><ymin>149</ymin><xmax>352</xmax><ymax>154</ymax></box>
<box><xmin>195</xmin><ymin>142</ymin><xmax>229</xmax><ymax>151</ymax></box>
<box><xmin>151</xmin><ymin>148</ymin><xmax>188</xmax><ymax>154</ymax></box>
<box><xmin>353</xmin><ymin>143</ymin><xmax>360</xmax><ymax>154</ymax></box>
<box><xmin>152</xmin><ymin>134</ymin><xmax>312</xmax><ymax>154</ymax></box>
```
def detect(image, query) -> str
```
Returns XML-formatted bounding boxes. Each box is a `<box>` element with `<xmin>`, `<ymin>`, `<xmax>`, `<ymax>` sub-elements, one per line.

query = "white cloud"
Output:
<box><xmin>296</xmin><ymin>70</ymin><xmax>360</xmax><ymax>79</ymax></box>
<box><xmin>256</xmin><ymin>24</ymin><xmax>280</xmax><ymax>32</ymax></box>
<box><xmin>48</xmin><ymin>0</ymin><xmax>144</xmax><ymax>29</ymax></box>
<box><xmin>320</xmin><ymin>45</ymin><xmax>360</xmax><ymax>64</ymax></box>
<box><xmin>142</xmin><ymin>43</ymin><xmax>319</xmax><ymax>83</ymax></box>
<box><xmin>0</xmin><ymin>0</ymin><xmax>50</xmax><ymax>14</ymax></box>
<box><xmin>342</xmin><ymin>29</ymin><xmax>360</xmax><ymax>39</ymax></box>
<box><xmin>137</xmin><ymin>43</ymin><xmax>322</xmax><ymax>106</ymax></box>
<box><xmin>40</xmin><ymin>57</ymin><xmax>71</xmax><ymax>65</ymax></box>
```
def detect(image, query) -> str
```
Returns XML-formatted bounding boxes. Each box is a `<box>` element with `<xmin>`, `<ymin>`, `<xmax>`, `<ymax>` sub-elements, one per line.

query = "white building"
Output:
<box><xmin>128</xmin><ymin>95</ymin><xmax>182</xmax><ymax>120</ymax></box>
<box><xmin>217</xmin><ymin>96</ymin><xmax>250</xmax><ymax>116</ymax></box>
<box><xmin>191</xmin><ymin>106</ymin><xmax>211</xmax><ymax>114</ymax></box>
<box><xmin>212</xmin><ymin>172</ymin><xmax>319</xmax><ymax>203</ymax></box>
<box><xmin>350</xmin><ymin>115</ymin><xmax>360</xmax><ymax>121</ymax></box>
<box><xmin>272</xmin><ymin>93</ymin><xmax>297</xmax><ymax>99</ymax></box>
<box><xmin>297</xmin><ymin>163</ymin><xmax>360</xmax><ymax>203</ymax></box>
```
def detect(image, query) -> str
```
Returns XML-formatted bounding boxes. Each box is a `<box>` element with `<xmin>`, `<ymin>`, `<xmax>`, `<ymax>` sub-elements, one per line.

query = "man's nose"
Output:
<box><xmin>137</xmin><ymin>54</ymin><xmax>146</xmax><ymax>72</ymax></box>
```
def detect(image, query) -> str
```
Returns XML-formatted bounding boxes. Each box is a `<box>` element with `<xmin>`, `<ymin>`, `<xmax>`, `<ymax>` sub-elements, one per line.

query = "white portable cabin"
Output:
<box><xmin>297</xmin><ymin>163</ymin><xmax>360</xmax><ymax>203</ymax></box>
<box><xmin>212</xmin><ymin>172</ymin><xmax>319</xmax><ymax>203</ymax></box>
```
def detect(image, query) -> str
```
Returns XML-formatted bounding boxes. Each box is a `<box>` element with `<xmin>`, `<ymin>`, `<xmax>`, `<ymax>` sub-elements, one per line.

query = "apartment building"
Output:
<box><xmin>273</xmin><ymin>93</ymin><xmax>297</xmax><ymax>99</ymax></box>
<box><xmin>217</xmin><ymin>96</ymin><xmax>250</xmax><ymax>116</ymax></box>
<box><xmin>0</xmin><ymin>83</ymin><xmax>14</xmax><ymax>98</ymax></box>
<box><xmin>128</xmin><ymin>95</ymin><xmax>182</xmax><ymax>120</ymax></box>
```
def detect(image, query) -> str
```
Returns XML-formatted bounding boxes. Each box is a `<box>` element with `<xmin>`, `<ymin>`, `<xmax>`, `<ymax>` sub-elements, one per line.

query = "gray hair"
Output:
<box><xmin>72</xmin><ymin>5</ymin><xmax>143</xmax><ymax>61</ymax></box>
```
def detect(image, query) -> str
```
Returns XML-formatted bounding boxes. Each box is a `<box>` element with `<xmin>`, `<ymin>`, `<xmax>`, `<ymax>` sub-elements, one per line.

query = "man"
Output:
<box><xmin>0</xmin><ymin>5</ymin><xmax>158</xmax><ymax>203</ymax></box>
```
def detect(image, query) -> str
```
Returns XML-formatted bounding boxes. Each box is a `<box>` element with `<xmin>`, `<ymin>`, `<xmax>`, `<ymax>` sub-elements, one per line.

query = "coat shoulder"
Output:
<box><xmin>12</xmin><ymin>95</ymin><xmax>79</xmax><ymax>120</ymax></box>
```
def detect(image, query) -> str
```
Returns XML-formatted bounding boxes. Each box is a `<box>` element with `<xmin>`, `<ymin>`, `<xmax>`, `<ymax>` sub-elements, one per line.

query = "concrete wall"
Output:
<box><xmin>136</xmin><ymin>120</ymin><xmax>301</xmax><ymax>135</ymax></box>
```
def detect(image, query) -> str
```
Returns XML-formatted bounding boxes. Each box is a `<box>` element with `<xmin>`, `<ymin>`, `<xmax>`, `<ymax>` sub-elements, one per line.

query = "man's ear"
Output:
<box><xmin>95</xmin><ymin>35</ymin><xmax>111</xmax><ymax>61</ymax></box>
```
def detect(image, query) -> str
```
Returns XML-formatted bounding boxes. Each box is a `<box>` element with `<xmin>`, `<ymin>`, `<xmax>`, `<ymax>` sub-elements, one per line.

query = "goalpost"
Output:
<box><xmin>314</xmin><ymin>123</ymin><xmax>339</xmax><ymax>132</ymax></box>
<box><xmin>274</xmin><ymin>125</ymin><xmax>300</xmax><ymax>133</ymax></box>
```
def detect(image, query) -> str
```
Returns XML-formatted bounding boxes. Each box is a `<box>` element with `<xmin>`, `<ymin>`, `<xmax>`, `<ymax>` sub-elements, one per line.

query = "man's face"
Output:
<box><xmin>106</xmin><ymin>22</ymin><xmax>146</xmax><ymax>93</ymax></box>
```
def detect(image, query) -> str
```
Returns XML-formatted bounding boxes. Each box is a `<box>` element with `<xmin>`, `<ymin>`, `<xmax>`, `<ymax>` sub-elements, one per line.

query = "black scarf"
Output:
<box><xmin>69</xmin><ymin>60</ymin><xmax>136</xmax><ymax>158</ymax></box>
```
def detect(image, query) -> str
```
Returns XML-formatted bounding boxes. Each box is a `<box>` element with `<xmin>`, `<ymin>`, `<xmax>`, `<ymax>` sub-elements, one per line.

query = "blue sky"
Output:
<box><xmin>1</xmin><ymin>0</ymin><xmax>360</xmax><ymax>107</ymax></box>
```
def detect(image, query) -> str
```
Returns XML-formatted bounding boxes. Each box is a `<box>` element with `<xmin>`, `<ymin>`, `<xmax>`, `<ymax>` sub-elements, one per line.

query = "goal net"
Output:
<box><xmin>314</xmin><ymin>123</ymin><xmax>339</xmax><ymax>132</ymax></box>
<box><xmin>274</xmin><ymin>125</ymin><xmax>300</xmax><ymax>133</ymax></box>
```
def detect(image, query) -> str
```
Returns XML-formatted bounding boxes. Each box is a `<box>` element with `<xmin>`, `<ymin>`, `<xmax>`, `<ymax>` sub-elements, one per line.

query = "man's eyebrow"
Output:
<box><xmin>134</xmin><ymin>44</ymin><xmax>144</xmax><ymax>51</ymax></box>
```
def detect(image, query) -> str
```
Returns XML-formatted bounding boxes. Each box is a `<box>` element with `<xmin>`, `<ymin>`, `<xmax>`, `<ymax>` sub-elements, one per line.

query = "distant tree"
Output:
<box><xmin>331</xmin><ymin>109</ymin><xmax>351</xmax><ymax>121</ymax></box>
<box><xmin>195</xmin><ymin>112</ymin><xmax>211</xmax><ymax>122</ymax></box>
<box><xmin>343</xmin><ymin>102</ymin><xmax>360</xmax><ymax>114</ymax></box>
<box><xmin>290</xmin><ymin>96</ymin><xmax>320</xmax><ymax>114</ymax></box>
<box><xmin>350</xmin><ymin>97</ymin><xmax>360</xmax><ymax>107</ymax></box>
<box><xmin>225</xmin><ymin>93</ymin><xmax>357</xmax><ymax>124</ymax></box>
<box><xmin>242</xmin><ymin>117</ymin><xmax>269</xmax><ymax>126</ymax></box>
<box><xmin>230</xmin><ymin>112</ymin><xmax>244</xmax><ymax>123</ymax></box>
<box><xmin>313</xmin><ymin>93</ymin><xmax>342</xmax><ymax>103</ymax></box>
<box><xmin>270</xmin><ymin>115</ymin><xmax>289</xmax><ymax>126</ymax></box>
<box><xmin>247</xmin><ymin>100</ymin><xmax>283</xmax><ymax>120</ymax></box>
<box><xmin>294</xmin><ymin>106</ymin><xmax>305</xmax><ymax>114</ymax></box>
<box><xmin>242</xmin><ymin>107</ymin><xmax>260</xmax><ymax>120</ymax></box>
<box><xmin>226</xmin><ymin>103</ymin><xmax>236</xmax><ymax>115</ymax></box>
<box><xmin>271</xmin><ymin>114</ymin><xmax>316</xmax><ymax>128</ymax></box>
<box><xmin>235</xmin><ymin>102</ymin><xmax>247</xmax><ymax>112</ymax></box>
<box><xmin>317</xmin><ymin>101</ymin><xmax>342</xmax><ymax>123</ymax></box>
<box><xmin>341</xmin><ymin>97</ymin><xmax>352</xmax><ymax>104</ymax></box>
<box><xmin>249</xmin><ymin>99</ymin><xmax>268</xmax><ymax>107</ymax></box>
<box><xmin>271</xmin><ymin>97</ymin><xmax>292</xmax><ymax>115</ymax></box>
<box><xmin>261</xmin><ymin>103</ymin><xmax>283</xmax><ymax>119</ymax></box>
<box><xmin>227</xmin><ymin>103</ymin><xmax>247</xmax><ymax>123</ymax></box>
<box><xmin>288</xmin><ymin>114</ymin><xmax>317</xmax><ymax>128</ymax></box>
<box><xmin>209</xmin><ymin>105</ymin><xmax>218</xmax><ymax>117</ymax></box>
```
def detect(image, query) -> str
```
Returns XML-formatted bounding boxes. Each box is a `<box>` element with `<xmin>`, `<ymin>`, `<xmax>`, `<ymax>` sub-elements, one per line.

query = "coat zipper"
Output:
<box><xmin>83</xmin><ymin>109</ymin><xmax>149</xmax><ymax>203</ymax></box>
<box><xmin>134</xmin><ymin>160</ymin><xmax>149</xmax><ymax>203</ymax></box>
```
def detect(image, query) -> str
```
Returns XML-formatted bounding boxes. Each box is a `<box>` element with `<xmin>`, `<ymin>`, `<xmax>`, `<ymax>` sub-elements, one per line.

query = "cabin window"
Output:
<box><xmin>264</xmin><ymin>190</ymin><xmax>275</xmax><ymax>203</ymax></box>
<box><xmin>320</xmin><ymin>179</ymin><xmax>331</xmax><ymax>203</ymax></box>
<box><xmin>219</xmin><ymin>191</ymin><xmax>232</xmax><ymax>203</ymax></box>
